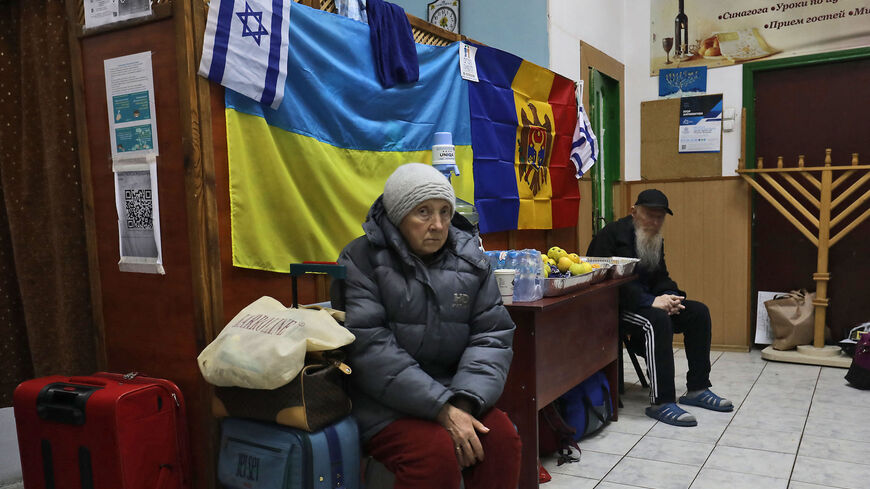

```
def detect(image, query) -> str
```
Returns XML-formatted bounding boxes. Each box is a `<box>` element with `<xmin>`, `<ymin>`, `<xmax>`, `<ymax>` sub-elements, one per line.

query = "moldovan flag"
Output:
<box><xmin>199</xmin><ymin>0</ymin><xmax>291</xmax><ymax>109</ymax></box>
<box><xmin>224</xmin><ymin>5</ymin><xmax>471</xmax><ymax>272</ymax></box>
<box><xmin>468</xmin><ymin>43</ymin><xmax>580</xmax><ymax>233</ymax></box>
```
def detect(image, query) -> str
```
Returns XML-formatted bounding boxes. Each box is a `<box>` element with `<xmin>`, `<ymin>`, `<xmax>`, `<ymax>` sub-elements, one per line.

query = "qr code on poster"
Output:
<box><xmin>124</xmin><ymin>189</ymin><xmax>153</xmax><ymax>229</ymax></box>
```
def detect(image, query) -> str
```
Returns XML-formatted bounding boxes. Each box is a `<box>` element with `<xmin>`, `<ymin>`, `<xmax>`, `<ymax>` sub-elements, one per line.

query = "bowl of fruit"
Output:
<box><xmin>541</xmin><ymin>247</ymin><xmax>608</xmax><ymax>296</ymax></box>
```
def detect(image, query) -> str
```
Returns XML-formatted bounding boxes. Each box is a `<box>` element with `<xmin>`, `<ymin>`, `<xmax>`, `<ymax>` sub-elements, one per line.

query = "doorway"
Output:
<box><xmin>588</xmin><ymin>68</ymin><xmax>621</xmax><ymax>233</ymax></box>
<box><xmin>578</xmin><ymin>41</ymin><xmax>624</xmax><ymax>248</ymax></box>
<box><xmin>744</xmin><ymin>48</ymin><xmax>870</xmax><ymax>342</ymax></box>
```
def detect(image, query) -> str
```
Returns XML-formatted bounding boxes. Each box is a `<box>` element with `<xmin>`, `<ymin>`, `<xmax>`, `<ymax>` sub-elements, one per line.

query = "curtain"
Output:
<box><xmin>0</xmin><ymin>0</ymin><xmax>96</xmax><ymax>406</ymax></box>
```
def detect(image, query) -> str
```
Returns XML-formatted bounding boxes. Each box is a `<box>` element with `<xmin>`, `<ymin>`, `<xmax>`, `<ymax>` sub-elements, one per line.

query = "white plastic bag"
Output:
<box><xmin>197</xmin><ymin>296</ymin><xmax>355</xmax><ymax>389</ymax></box>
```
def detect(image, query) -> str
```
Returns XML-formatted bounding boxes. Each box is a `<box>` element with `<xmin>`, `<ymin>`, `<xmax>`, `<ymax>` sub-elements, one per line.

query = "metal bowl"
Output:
<box><xmin>542</xmin><ymin>270</ymin><xmax>597</xmax><ymax>297</ymax></box>
<box><xmin>609</xmin><ymin>257</ymin><xmax>640</xmax><ymax>278</ymax></box>
<box><xmin>580</xmin><ymin>257</ymin><xmax>616</xmax><ymax>279</ymax></box>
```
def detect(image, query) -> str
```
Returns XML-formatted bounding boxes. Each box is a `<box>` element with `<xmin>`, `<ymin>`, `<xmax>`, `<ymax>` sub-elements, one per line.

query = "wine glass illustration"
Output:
<box><xmin>663</xmin><ymin>37</ymin><xmax>674</xmax><ymax>64</ymax></box>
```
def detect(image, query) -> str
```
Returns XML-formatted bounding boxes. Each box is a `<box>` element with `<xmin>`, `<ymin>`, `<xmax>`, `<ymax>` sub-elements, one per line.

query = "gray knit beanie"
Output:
<box><xmin>382</xmin><ymin>163</ymin><xmax>455</xmax><ymax>227</ymax></box>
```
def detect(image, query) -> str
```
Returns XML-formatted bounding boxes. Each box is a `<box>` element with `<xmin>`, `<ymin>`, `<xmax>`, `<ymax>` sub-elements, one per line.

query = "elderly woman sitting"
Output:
<box><xmin>334</xmin><ymin>163</ymin><xmax>521</xmax><ymax>489</ymax></box>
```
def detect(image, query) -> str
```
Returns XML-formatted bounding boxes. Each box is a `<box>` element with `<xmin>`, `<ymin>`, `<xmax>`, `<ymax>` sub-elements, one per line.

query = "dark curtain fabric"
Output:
<box><xmin>0</xmin><ymin>0</ymin><xmax>96</xmax><ymax>406</ymax></box>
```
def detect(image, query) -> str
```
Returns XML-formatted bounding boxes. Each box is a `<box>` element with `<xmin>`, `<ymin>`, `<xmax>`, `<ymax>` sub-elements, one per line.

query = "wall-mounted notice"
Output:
<box><xmin>84</xmin><ymin>0</ymin><xmax>152</xmax><ymax>30</ymax></box>
<box><xmin>650</xmin><ymin>0</ymin><xmax>870</xmax><ymax>76</ymax></box>
<box><xmin>104</xmin><ymin>52</ymin><xmax>159</xmax><ymax>158</ymax></box>
<box><xmin>113</xmin><ymin>156</ymin><xmax>165</xmax><ymax>274</ymax></box>
<box><xmin>678</xmin><ymin>94</ymin><xmax>722</xmax><ymax>153</ymax></box>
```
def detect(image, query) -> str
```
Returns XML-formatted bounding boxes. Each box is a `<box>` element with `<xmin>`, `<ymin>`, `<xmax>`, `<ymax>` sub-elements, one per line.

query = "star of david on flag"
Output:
<box><xmin>199</xmin><ymin>0</ymin><xmax>291</xmax><ymax>109</ymax></box>
<box><xmin>236</xmin><ymin>2</ymin><xmax>269</xmax><ymax>45</ymax></box>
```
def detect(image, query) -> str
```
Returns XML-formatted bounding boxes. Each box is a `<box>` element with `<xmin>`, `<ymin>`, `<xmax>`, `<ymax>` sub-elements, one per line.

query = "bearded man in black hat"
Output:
<box><xmin>587</xmin><ymin>189</ymin><xmax>732</xmax><ymax>427</ymax></box>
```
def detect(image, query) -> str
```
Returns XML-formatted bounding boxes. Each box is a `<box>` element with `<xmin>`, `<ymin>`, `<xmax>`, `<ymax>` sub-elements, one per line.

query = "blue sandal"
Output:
<box><xmin>679</xmin><ymin>389</ymin><xmax>733</xmax><ymax>412</ymax></box>
<box><xmin>645</xmin><ymin>403</ymin><xmax>697</xmax><ymax>427</ymax></box>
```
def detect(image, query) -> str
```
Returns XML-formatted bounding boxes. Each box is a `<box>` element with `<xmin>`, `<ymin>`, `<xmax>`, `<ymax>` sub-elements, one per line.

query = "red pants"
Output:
<box><xmin>366</xmin><ymin>408</ymin><xmax>522</xmax><ymax>489</ymax></box>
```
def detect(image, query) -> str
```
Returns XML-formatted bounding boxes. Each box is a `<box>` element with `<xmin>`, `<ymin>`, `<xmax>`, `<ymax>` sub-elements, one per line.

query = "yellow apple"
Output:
<box><xmin>557</xmin><ymin>256</ymin><xmax>574</xmax><ymax>273</ymax></box>
<box><xmin>546</xmin><ymin>246</ymin><xmax>562</xmax><ymax>260</ymax></box>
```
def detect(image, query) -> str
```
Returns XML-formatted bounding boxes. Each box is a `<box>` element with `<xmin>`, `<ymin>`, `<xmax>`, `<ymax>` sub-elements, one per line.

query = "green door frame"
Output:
<box><xmin>589</xmin><ymin>68</ymin><xmax>621</xmax><ymax>232</ymax></box>
<box><xmin>742</xmin><ymin>47</ymin><xmax>870</xmax><ymax>168</ymax></box>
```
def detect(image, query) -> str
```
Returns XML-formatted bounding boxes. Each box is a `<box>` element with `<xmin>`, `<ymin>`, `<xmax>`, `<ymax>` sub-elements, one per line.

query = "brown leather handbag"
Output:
<box><xmin>212</xmin><ymin>351</ymin><xmax>352</xmax><ymax>432</ymax></box>
<box><xmin>765</xmin><ymin>289</ymin><xmax>815</xmax><ymax>351</ymax></box>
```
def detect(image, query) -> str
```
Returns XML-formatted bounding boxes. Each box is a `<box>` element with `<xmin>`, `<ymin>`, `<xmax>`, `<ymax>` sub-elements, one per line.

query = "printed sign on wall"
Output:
<box><xmin>650</xmin><ymin>0</ymin><xmax>870</xmax><ymax>76</ymax></box>
<box><xmin>678</xmin><ymin>94</ymin><xmax>722</xmax><ymax>153</ymax></box>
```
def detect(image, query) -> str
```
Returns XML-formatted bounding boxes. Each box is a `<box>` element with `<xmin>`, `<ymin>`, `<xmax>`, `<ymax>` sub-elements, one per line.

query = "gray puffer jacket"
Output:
<box><xmin>335</xmin><ymin>196</ymin><xmax>515</xmax><ymax>442</ymax></box>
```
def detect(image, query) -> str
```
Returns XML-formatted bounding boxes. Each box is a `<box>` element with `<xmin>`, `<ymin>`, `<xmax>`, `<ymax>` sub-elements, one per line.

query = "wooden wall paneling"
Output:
<box><xmin>79</xmin><ymin>18</ymin><xmax>211</xmax><ymax>489</ymax></box>
<box><xmin>577</xmin><ymin>178</ymin><xmax>594</xmax><ymax>252</ymax></box>
<box><xmin>65</xmin><ymin>0</ymin><xmax>106</xmax><ymax>370</ymax></box>
<box><xmin>511</xmin><ymin>231</ymin><xmax>547</xmax><ymax>252</ymax></box>
<box><xmin>176</xmin><ymin>1</ymin><xmax>220</xmax><ymax>488</ymax></box>
<box><xmin>623</xmin><ymin>178</ymin><xmax>751</xmax><ymax>350</ymax></box>
<box><xmin>480</xmin><ymin>231</ymin><xmax>509</xmax><ymax>251</ymax></box>
<box><xmin>187</xmin><ymin>1</ymin><xmax>223</xmax><ymax>343</ymax></box>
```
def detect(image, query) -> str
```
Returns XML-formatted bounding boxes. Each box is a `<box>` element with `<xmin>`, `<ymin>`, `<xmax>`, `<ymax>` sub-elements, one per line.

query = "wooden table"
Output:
<box><xmin>497</xmin><ymin>276</ymin><xmax>633</xmax><ymax>489</ymax></box>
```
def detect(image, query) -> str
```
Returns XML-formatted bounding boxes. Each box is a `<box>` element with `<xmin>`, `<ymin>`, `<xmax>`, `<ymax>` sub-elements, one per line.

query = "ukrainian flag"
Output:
<box><xmin>468</xmin><ymin>43</ymin><xmax>580</xmax><ymax>233</ymax></box>
<box><xmin>226</xmin><ymin>5</ymin><xmax>471</xmax><ymax>272</ymax></box>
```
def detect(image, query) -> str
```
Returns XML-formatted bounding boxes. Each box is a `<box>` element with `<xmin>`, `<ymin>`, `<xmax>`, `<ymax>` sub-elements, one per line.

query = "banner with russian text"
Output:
<box><xmin>650</xmin><ymin>0</ymin><xmax>870</xmax><ymax>76</ymax></box>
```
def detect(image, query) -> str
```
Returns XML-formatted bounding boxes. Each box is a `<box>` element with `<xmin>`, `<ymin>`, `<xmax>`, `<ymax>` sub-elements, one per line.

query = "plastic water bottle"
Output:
<box><xmin>512</xmin><ymin>252</ymin><xmax>528</xmax><ymax>301</ymax></box>
<box><xmin>513</xmin><ymin>250</ymin><xmax>538</xmax><ymax>302</ymax></box>
<box><xmin>484</xmin><ymin>251</ymin><xmax>500</xmax><ymax>271</ymax></box>
<box><xmin>526</xmin><ymin>249</ymin><xmax>544</xmax><ymax>301</ymax></box>
<box><xmin>504</xmin><ymin>250</ymin><xmax>520</xmax><ymax>271</ymax></box>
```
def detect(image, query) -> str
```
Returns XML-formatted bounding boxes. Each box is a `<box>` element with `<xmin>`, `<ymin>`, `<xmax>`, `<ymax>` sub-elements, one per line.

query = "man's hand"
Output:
<box><xmin>436</xmin><ymin>403</ymin><xmax>490</xmax><ymax>468</ymax></box>
<box><xmin>652</xmin><ymin>294</ymin><xmax>686</xmax><ymax>315</ymax></box>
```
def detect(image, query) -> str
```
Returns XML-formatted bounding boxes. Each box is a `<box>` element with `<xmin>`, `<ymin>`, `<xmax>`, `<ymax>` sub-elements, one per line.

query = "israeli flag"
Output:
<box><xmin>570</xmin><ymin>102</ymin><xmax>599</xmax><ymax>178</ymax></box>
<box><xmin>198</xmin><ymin>0</ymin><xmax>291</xmax><ymax>109</ymax></box>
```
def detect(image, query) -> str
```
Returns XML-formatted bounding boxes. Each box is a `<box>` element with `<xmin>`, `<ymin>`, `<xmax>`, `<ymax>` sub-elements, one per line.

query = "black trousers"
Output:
<box><xmin>621</xmin><ymin>299</ymin><xmax>712</xmax><ymax>404</ymax></box>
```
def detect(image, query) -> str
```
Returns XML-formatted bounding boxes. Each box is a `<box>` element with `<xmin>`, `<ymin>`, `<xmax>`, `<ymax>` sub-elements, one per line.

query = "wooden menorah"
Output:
<box><xmin>737</xmin><ymin>149</ymin><xmax>870</xmax><ymax>348</ymax></box>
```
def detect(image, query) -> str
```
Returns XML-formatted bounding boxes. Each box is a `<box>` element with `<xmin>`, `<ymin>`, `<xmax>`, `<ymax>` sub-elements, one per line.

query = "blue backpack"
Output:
<box><xmin>561</xmin><ymin>371</ymin><xmax>613</xmax><ymax>441</ymax></box>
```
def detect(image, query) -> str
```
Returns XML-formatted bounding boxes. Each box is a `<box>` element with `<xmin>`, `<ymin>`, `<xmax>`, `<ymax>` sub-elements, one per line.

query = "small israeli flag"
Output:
<box><xmin>198</xmin><ymin>0</ymin><xmax>291</xmax><ymax>109</ymax></box>
<box><xmin>570</xmin><ymin>102</ymin><xmax>599</xmax><ymax>178</ymax></box>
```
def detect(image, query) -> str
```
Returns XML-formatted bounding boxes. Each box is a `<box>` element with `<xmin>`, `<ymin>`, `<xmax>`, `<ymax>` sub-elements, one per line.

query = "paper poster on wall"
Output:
<box><xmin>104</xmin><ymin>52</ymin><xmax>159</xmax><ymax>157</ymax></box>
<box><xmin>650</xmin><ymin>0</ymin><xmax>870</xmax><ymax>76</ymax></box>
<box><xmin>113</xmin><ymin>156</ymin><xmax>165</xmax><ymax>274</ymax></box>
<box><xmin>678</xmin><ymin>94</ymin><xmax>722</xmax><ymax>153</ymax></box>
<box><xmin>84</xmin><ymin>0</ymin><xmax>152</xmax><ymax>30</ymax></box>
<box><xmin>659</xmin><ymin>66</ymin><xmax>706</xmax><ymax>98</ymax></box>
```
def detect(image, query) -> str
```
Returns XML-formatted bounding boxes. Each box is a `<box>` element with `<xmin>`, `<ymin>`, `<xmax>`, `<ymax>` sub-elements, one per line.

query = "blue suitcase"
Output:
<box><xmin>218</xmin><ymin>416</ymin><xmax>360</xmax><ymax>489</ymax></box>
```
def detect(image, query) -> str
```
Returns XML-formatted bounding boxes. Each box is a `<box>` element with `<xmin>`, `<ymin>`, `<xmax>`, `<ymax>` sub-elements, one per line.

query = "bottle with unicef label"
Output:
<box><xmin>432</xmin><ymin>131</ymin><xmax>457</xmax><ymax>169</ymax></box>
<box><xmin>431</xmin><ymin>131</ymin><xmax>479</xmax><ymax>225</ymax></box>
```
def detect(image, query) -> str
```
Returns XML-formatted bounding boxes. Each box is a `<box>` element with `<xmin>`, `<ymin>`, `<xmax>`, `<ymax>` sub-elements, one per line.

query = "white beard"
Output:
<box><xmin>635</xmin><ymin>226</ymin><xmax>663</xmax><ymax>271</ymax></box>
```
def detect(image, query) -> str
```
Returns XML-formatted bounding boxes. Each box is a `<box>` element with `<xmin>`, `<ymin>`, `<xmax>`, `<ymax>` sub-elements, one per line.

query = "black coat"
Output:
<box><xmin>586</xmin><ymin>215</ymin><xmax>685</xmax><ymax>312</ymax></box>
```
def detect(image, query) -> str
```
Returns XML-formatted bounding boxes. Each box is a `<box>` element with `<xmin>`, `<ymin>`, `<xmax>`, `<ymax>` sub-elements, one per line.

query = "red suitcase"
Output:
<box><xmin>13</xmin><ymin>372</ymin><xmax>191</xmax><ymax>489</ymax></box>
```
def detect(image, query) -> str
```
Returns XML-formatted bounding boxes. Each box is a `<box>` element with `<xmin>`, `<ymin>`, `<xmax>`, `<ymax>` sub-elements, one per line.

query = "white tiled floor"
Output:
<box><xmin>542</xmin><ymin>348</ymin><xmax>870</xmax><ymax>489</ymax></box>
